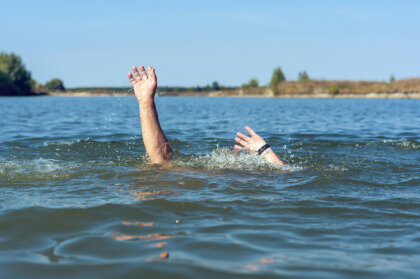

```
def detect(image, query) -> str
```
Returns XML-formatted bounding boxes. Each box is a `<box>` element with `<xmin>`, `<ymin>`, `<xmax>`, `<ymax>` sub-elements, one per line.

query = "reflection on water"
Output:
<box><xmin>111</xmin><ymin>233</ymin><xmax>174</xmax><ymax>241</ymax></box>
<box><xmin>0</xmin><ymin>97</ymin><xmax>419</xmax><ymax>278</ymax></box>
<box><xmin>122</xmin><ymin>221</ymin><xmax>155</xmax><ymax>226</ymax></box>
<box><xmin>129</xmin><ymin>189</ymin><xmax>173</xmax><ymax>201</ymax></box>
<box><xmin>243</xmin><ymin>258</ymin><xmax>276</xmax><ymax>272</ymax></box>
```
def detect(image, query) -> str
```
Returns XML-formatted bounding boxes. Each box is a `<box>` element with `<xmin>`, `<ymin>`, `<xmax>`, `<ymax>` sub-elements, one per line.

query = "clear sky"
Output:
<box><xmin>1</xmin><ymin>0</ymin><xmax>419</xmax><ymax>87</ymax></box>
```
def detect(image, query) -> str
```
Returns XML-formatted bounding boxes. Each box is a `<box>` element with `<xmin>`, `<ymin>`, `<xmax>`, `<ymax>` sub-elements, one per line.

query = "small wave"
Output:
<box><xmin>173</xmin><ymin>147</ymin><xmax>301</xmax><ymax>172</ymax></box>
<box><xmin>324</xmin><ymin>164</ymin><xmax>349</xmax><ymax>172</ymax></box>
<box><xmin>42</xmin><ymin>137</ymin><xmax>138</xmax><ymax>148</ymax></box>
<box><xmin>382</xmin><ymin>139</ymin><xmax>420</xmax><ymax>150</ymax></box>
<box><xmin>357</xmin><ymin>139</ymin><xmax>420</xmax><ymax>150</ymax></box>
<box><xmin>0</xmin><ymin>158</ymin><xmax>81</xmax><ymax>182</ymax></box>
<box><xmin>43</xmin><ymin>138</ymin><xmax>87</xmax><ymax>147</ymax></box>
<box><xmin>0</xmin><ymin>147</ymin><xmax>301</xmax><ymax>182</ymax></box>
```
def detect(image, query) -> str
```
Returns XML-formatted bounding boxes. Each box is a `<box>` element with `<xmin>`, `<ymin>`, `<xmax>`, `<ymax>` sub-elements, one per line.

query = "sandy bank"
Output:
<box><xmin>48</xmin><ymin>91</ymin><xmax>420</xmax><ymax>99</ymax></box>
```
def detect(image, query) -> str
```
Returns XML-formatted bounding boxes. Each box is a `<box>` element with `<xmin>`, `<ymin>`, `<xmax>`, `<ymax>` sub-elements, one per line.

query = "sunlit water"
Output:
<box><xmin>0</xmin><ymin>96</ymin><xmax>419</xmax><ymax>278</ymax></box>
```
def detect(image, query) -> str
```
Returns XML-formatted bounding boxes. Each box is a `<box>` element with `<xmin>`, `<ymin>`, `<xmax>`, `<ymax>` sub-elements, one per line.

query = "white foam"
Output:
<box><xmin>43</xmin><ymin>138</ymin><xmax>89</xmax><ymax>147</ymax></box>
<box><xmin>326</xmin><ymin>164</ymin><xmax>349</xmax><ymax>172</ymax></box>
<box><xmin>174</xmin><ymin>147</ymin><xmax>301</xmax><ymax>172</ymax></box>
<box><xmin>382</xmin><ymin>139</ymin><xmax>420</xmax><ymax>149</ymax></box>
<box><xmin>0</xmin><ymin>158</ymin><xmax>80</xmax><ymax>180</ymax></box>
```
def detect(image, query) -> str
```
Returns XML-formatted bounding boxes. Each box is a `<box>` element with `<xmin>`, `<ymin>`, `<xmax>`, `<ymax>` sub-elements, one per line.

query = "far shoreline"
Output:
<box><xmin>3</xmin><ymin>78</ymin><xmax>420</xmax><ymax>99</ymax></box>
<box><xmin>45</xmin><ymin>91</ymin><xmax>420</xmax><ymax>99</ymax></box>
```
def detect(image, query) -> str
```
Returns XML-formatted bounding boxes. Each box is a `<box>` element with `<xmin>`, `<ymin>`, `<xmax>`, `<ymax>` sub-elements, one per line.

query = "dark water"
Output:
<box><xmin>0</xmin><ymin>96</ymin><xmax>419</xmax><ymax>278</ymax></box>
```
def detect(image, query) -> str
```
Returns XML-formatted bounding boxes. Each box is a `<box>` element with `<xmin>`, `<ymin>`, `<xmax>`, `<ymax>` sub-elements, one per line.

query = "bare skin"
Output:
<box><xmin>128</xmin><ymin>65</ymin><xmax>172</xmax><ymax>167</ymax></box>
<box><xmin>234</xmin><ymin>126</ymin><xmax>288</xmax><ymax>166</ymax></box>
<box><xmin>128</xmin><ymin>65</ymin><xmax>287</xmax><ymax>167</ymax></box>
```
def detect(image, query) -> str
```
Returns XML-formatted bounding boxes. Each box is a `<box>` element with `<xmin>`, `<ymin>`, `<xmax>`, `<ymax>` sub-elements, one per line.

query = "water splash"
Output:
<box><xmin>43</xmin><ymin>138</ymin><xmax>87</xmax><ymax>147</ymax></box>
<box><xmin>174</xmin><ymin>147</ymin><xmax>300</xmax><ymax>172</ymax></box>
<box><xmin>382</xmin><ymin>139</ymin><xmax>420</xmax><ymax>150</ymax></box>
<box><xmin>0</xmin><ymin>158</ymin><xmax>81</xmax><ymax>181</ymax></box>
<box><xmin>0</xmin><ymin>143</ymin><xmax>302</xmax><ymax>183</ymax></box>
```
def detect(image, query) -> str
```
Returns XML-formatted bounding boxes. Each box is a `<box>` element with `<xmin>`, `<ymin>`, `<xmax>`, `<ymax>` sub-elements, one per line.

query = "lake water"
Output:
<box><xmin>0</xmin><ymin>96</ymin><xmax>419</xmax><ymax>278</ymax></box>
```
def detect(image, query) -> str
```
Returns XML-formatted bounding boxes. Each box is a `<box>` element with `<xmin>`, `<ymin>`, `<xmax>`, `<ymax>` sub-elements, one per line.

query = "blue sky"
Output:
<box><xmin>1</xmin><ymin>0</ymin><xmax>419</xmax><ymax>87</ymax></box>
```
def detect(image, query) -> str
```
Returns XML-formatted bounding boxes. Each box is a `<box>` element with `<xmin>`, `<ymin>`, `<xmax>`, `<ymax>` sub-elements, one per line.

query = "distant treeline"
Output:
<box><xmin>68</xmin><ymin>78</ymin><xmax>420</xmax><ymax>96</ymax></box>
<box><xmin>239</xmin><ymin>67</ymin><xmax>420</xmax><ymax>96</ymax></box>
<box><xmin>0</xmin><ymin>52</ymin><xmax>65</xmax><ymax>96</ymax></box>
<box><xmin>232</xmin><ymin>78</ymin><xmax>420</xmax><ymax>97</ymax></box>
<box><xmin>2</xmin><ymin>52</ymin><xmax>419</xmax><ymax>97</ymax></box>
<box><xmin>65</xmin><ymin>87</ymin><xmax>131</xmax><ymax>93</ymax></box>
<box><xmin>157</xmin><ymin>83</ymin><xmax>239</xmax><ymax>93</ymax></box>
<box><xmin>273</xmin><ymin>78</ymin><xmax>420</xmax><ymax>95</ymax></box>
<box><xmin>66</xmin><ymin>84</ymin><xmax>239</xmax><ymax>94</ymax></box>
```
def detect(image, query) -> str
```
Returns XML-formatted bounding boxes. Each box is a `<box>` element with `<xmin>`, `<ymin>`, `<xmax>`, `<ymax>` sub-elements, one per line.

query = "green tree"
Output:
<box><xmin>298</xmin><ymin>70</ymin><xmax>310</xmax><ymax>81</ymax></box>
<box><xmin>248</xmin><ymin>78</ymin><xmax>259</xmax><ymax>88</ymax></box>
<box><xmin>330</xmin><ymin>85</ymin><xmax>339</xmax><ymax>95</ymax></box>
<box><xmin>0</xmin><ymin>52</ymin><xmax>32</xmax><ymax>95</ymax></box>
<box><xmin>212</xmin><ymin>81</ymin><xmax>220</xmax><ymax>91</ymax></box>
<box><xmin>44</xmin><ymin>78</ymin><xmax>65</xmax><ymax>91</ymax></box>
<box><xmin>269</xmin><ymin>67</ymin><xmax>286</xmax><ymax>93</ymax></box>
<box><xmin>389</xmin><ymin>74</ymin><xmax>396</xmax><ymax>83</ymax></box>
<box><xmin>0</xmin><ymin>72</ymin><xmax>15</xmax><ymax>95</ymax></box>
<box><xmin>30</xmin><ymin>79</ymin><xmax>40</xmax><ymax>92</ymax></box>
<box><xmin>242</xmin><ymin>78</ymin><xmax>259</xmax><ymax>89</ymax></box>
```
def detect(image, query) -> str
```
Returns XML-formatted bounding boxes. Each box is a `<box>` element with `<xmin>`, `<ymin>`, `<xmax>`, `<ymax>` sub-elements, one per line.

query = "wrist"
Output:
<box><xmin>262</xmin><ymin>148</ymin><xmax>288</xmax><ymax>166</ymax></box>
<box><xmin>257</xmin><ymin>143</ymin><xmax>270</xmax><ymax>155</ymax></box>
<box><xmin>138</xmin><ymin>97</ymin><xmax>154</xmax><ymax>106</ymax></box>
<box><xmin>260</xmin><ymin>147</ymin><xmax>272</xmax><ymax>157</ymax></box>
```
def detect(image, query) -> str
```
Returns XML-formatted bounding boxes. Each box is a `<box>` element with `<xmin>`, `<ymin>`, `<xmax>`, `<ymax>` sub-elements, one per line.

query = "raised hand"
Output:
<box><xmin>234</xmin><ymin>126</ymin><xmax>288</xmax><ymax>166</ymax></box>
<box><xmin>234</xmin><ymin>126</ymin><xmax>267</xmax><ymax>152</ymax></box>
<box><xmin>128</xmin><ymin>65</ymin><xmax>157</xmax><ymax>103</ymax></box>
<box><xmin>128</xmin><ymin>65</ymin><xmax>172</xmax><ymax>166</ymax></box>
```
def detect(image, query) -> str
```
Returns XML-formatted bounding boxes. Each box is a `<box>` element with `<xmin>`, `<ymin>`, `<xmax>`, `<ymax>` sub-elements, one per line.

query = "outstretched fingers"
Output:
<box><xmin>148</xmin><ymin>66</ymin><xmax>156</xmax><ymax>81</ymax></box>
<box><xmin>130</xmin><ymin>65</ymin><xmax>155</xmax><ymax>82</ymax></box>
<box><xmin>128</xmin><ymin>73</ymin><xmax>136</xmax><ymax>86</ymax></box>
<box><xmin>139</xmin><ymin>65</ymin><xmax>148</xmax><ymax>79</ymax></box>
<box><xmin>235</xmin><ymin>137</ymin><xmax>248</xmax><ymax>148</ymax></box>
<box><xmin>132</xmin><ymin>66</ymin><xmax>142</xmax><ymax>81</ymax></box>
<box><xmin>245</xmin><ymin>126</ymin><xmax>257</xmax><ymax>136</ymax></box>
<box><xmin>237</xmin><ymin>132</ymin><xmax>250</xmax><ymax>142</ymax></box>
<box><xmin>234</xmin><ymin>144</ymin><xmax>243</xmax><ymax>150</ymax></box>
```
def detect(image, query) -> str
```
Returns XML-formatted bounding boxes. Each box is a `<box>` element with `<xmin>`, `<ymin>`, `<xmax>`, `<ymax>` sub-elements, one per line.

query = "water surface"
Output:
<box><xmin>0</xmin><ymin>97</ymin><xmax>419</xmax><ymax>278</ymax></box>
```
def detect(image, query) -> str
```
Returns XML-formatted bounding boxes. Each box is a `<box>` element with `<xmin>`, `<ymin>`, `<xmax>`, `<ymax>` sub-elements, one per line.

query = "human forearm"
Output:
<box><xmin>259</xmin><ymin>147</ymin><xmax>288</xmax><ymax>166</ymax></box>
<box><xmin>128</xmin><ymin>65</ymin><xmax>172</xmax><ymax>166</ymax></box>
<box><xmin>138</xmin><ymin>99</ymin><xmax>172</xmax><ymax>164</ymax></box>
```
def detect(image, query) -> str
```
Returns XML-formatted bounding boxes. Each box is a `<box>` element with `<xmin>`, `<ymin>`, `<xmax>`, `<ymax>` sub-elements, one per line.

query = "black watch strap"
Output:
<box><xmin>257</xmin><ymin>144</ymin><xmax>270</xmax><ymax>155</ymax></box>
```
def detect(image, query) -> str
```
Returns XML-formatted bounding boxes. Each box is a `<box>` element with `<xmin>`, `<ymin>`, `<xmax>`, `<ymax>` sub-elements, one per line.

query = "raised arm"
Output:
<box><xmin>234</xmin><ymin>126</ymin><xmax>288</xmax><ymax>166</ymax></box>
<box><xmin>128</xmin><ymin>65</ymin><xmax>172</xmax><ymax>166</ymax></box>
